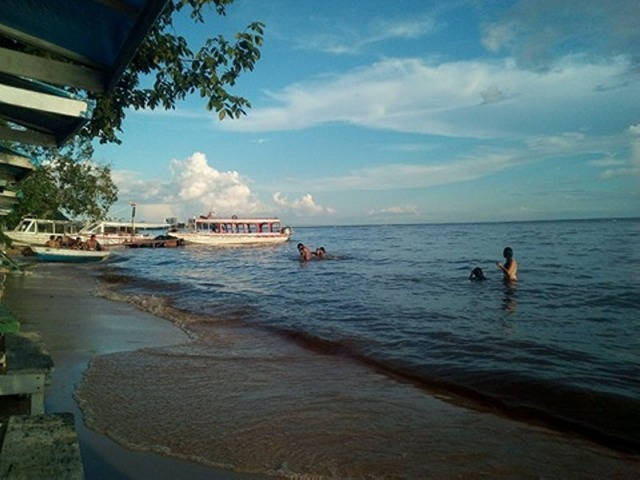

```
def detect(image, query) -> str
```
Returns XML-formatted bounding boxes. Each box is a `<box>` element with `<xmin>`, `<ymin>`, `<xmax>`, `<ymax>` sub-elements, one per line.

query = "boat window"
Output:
<box><xmin>105</xmin><ymin>226</ymin><xmax>118</xmax><ymax>235</ymax></box>
<box><xmin>18</xmin><ymin>221</ymin><xmax>32</xmax><ymax>232</ymax></box>
<box><xmin>38</xmin><ymin>222</ymin><xmax>53</xmax><ymax>234</ymax></box>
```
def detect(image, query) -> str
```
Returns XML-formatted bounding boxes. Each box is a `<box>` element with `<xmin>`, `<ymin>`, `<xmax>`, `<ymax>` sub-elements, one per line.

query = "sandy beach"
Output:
<box><xmin>3</xmin><ymin>263</ymin><xmax>264</xmax><ymax>480</ymax></box>
<box><xmin>4</xmin><ymin>263</ymin><xmax>639</xmax><ymax>479</ymax></box>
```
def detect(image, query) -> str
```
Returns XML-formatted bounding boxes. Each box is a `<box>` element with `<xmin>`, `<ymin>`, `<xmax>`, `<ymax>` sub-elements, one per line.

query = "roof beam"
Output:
<box><xmin>0</xmin><ymin>83</ymin><xmax>90</xmax><ymax>118</ymax></box>
<box><xmin>92</xmin><ymin>0</ymin><xmax>140</xmax><ymax>17</ymax></box>
<box><xmin>0</xmin><ymin>125</ymin><xmax>57</xmax><ymax>148</ymax></box>
<box><xmin>106</xmin><ymin>0</ymin><xmax>167</xmax><ymax>92</ymax></box>
<box><xmin>0</xmin><ymin>48</ymin><xmax>106</xmax><ymax>93</ymax></box>
<box><xmin>0</xmin><ymin>148</ymin><xmax>35</xmax><ymax>173</ymax></box>
<box><xmin>0</xmin><ymin>23</ymin><xmax>105</xmax><ymax>70</ymax></box>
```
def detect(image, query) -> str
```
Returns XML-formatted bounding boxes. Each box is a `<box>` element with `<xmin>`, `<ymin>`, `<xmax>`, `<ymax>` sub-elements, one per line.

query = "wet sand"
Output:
<box><xmin>5</xmin><ymin>264</ymin><xmax>640</xmax><ymax>479</ymax></box>
<box><xmin>3</xmin><ymin>264</ymin><xmax>264</xmax><ymax>480</ymax></box>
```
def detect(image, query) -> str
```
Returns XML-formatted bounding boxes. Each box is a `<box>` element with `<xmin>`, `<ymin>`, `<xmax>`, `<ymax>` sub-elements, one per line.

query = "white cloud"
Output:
<box><xmin>481</xmin><ymin>22</ymin><xmax>516</xmax><ymax>53</ymax></box>
<box><xmin>220</xmin><ymin>56</ymin><xmax>639</xmax><ymax>139</ymax></box>
<box><xmin>599</xmin><ymin>124</ymin><xmax>640</xmax><ymax>178</ymax></box>
<box><xmin>525</xmin><ymin>133</ymin><xmax>586</xmax><ymax>153</ymax></box>
<box><xmin>479</xmin><ymin>0</ymin><xmax>640</xmax><ymax>69</ymax></box>
<box><xmin>295</xmin><ymin>16</ymin><xmax>437</xmax><ymax>55</ymax></box>
<box><xmin>170</xmin><ymin>152</ymin><xmax>262</xmax><ymax>214</ymax></box>
<box><xmin>589</xmin><ymin>157</ymin><xmax>625</xmax><ymax>167</ymax></box>
<box><xmin>272</xmin><ymin>192</ymin><xmax>335</xmax><ymax>216</ymax></box>
<box><xmin>112</xmin><ymin>152</ymin><xmax>264</xmax><ymax>220</ymax></box>
<box><xmin>368</xmin><ymin>205</ymin><xmax>420</xmax><ymax>216</ymax></box>
<box><xmin>292</xmin><ymin>151</ymin><xmax>523</xmax><ymax>193</ymax></box>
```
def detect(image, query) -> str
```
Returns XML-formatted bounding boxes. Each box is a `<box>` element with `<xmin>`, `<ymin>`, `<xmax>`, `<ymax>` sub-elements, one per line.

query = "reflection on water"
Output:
<box><xmin>501</xmin><ymin>282</ymin><xmax>517</xmax><ymax>314</ymax></box>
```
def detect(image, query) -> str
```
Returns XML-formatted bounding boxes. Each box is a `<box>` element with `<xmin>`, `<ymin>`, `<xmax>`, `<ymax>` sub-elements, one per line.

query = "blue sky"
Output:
<box><xmin>95</xmin><ymin>0</ymin><xmax>640</xmax><ymax>225</ymax></box>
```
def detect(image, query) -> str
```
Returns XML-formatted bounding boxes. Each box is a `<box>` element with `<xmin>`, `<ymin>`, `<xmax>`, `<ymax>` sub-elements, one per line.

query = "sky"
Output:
<box><xmin>94</xmin><ymin>0</ymin><xmax>640</xmax><ymax>225</ymax></box>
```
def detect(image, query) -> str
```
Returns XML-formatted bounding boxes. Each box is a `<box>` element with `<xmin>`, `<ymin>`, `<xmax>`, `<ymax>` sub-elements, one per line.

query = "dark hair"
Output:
<box><xmin>503</xmin><ymin>247</ymin><xmax>513</xmax><ymax>259</ymax></box>
<box><xmin>469</xmin><ymin>267</ymin><xmax>486</xmax><ymax>281</ymax></box>
<box><xmin>318</xmin><ymin>247</ymin><xmax>326</xmax><ymax>253</ymax></box>
<box><xmin>297</xmin><ymin>243</ymin><xmax>303</xmax><ymax>249</ymax></box>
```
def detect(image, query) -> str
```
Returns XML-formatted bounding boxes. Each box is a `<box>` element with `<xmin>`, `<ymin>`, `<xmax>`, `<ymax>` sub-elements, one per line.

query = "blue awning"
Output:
<box><xmin>0</xmin><ymin>0</ymin><xmax>168</xmax><ymax>147</ymax></box>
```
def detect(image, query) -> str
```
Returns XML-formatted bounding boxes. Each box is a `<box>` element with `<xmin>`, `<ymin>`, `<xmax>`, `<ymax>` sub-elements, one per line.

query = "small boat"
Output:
<box><xmin>31</xmin><ymin>246</ymin><xmax>111</xmax><ymax>263</ymax></box>
<box><xmin>124</xmin><ymin>235</ymin><xmax>185</xmax><ymax>248</ymax></box>
<box><xmin>4</xmin><ymin>217</ymin><xmax>80</xmax><ymax>246</ymax></box>
<box><xmin>79</xmin><ymin>220</ymin><xmax>169</xmax><ymax>246</ymax></box>
<box><xmin>176</xmin><ymin>215</ymin><xmax>292</xmax><ymax>246</ymax></box>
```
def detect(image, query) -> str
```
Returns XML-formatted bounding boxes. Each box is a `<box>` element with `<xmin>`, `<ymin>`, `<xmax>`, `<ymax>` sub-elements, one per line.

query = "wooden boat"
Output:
<box><xmin>123</xmin><ymin>235</ymin><xmax>185</xmax><ymax>248</ymax></box>
<box><xmin>4</xmin><ymin>217</ymin><xmax>79</xmax><ymax>246</ymax></box>
<box><xmin>31</xmin><ymin>246</ymin><xmax>111</xmax><ymax>263</ymax></box>
<box><xmin>177</xmin><ymin>215</ymin><xmax>292</xmax><ymax>246</ymax></box>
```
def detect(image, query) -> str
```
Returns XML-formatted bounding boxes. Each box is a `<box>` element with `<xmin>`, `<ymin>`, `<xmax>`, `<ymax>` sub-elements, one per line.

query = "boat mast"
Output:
<box><xmin>130</xmin><ymin>201</ymin><xmax>136</xmax><ymax>237</ymax></box>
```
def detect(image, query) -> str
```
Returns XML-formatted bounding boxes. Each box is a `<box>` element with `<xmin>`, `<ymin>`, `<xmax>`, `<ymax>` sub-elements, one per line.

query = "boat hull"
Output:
<box><xmin>179</xmin><ymin>232</ymin><xmax>290</xmax><ymax>246</ymax></box>
<box><xmin>124</xmin><ymin>236</ymin><xmax>185</xmax><ymax>248</ymax></box>
<box><xmin>4</xmin><ymin>231</ymin><xmax>53</xmax><ymax>246</ymax></box>
<box><xmin>31</xmin><ymin>247</ymin><xmax>110</xmax><ymax>263</ymax></box>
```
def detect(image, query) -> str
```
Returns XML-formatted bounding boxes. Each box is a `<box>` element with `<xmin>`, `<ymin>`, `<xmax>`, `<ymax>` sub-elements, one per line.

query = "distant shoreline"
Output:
<box><xmin>291</xmin><ymin>216</ymin><xmax>640</xmax><ymax>228</ymax></box>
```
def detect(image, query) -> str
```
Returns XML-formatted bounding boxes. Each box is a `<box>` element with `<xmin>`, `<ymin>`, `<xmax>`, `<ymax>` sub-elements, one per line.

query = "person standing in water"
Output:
<box><xmin>497</xmin><ymin>247</ymin><xmax>517</xmax><ymax>282</ymax></box>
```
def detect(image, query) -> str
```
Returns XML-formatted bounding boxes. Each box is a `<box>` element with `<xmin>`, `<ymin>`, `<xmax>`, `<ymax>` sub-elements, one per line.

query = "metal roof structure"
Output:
<box><xmin>0</xmin><ymin>0</ymin><xmax>168</xmax><ymax>217</ymax></box>
<box><xmin>0</xmin><ymin>0</ymin><xmax>168</xmax><ymax>147</ymax></box>
<box><xmin>0</xmin><ymin>146</ymin><xmax>34</xmax><ymax>215</ymax></box>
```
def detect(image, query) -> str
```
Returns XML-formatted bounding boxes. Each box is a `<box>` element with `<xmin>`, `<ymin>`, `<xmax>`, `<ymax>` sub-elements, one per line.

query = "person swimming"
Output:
<box><xmin>469</xmin><ymin>267</ymin><xmax>486</xmax><ymax>281</ymax></box>
<box><xmin>297</xmin><ymin>243</ymin><xmax>312</xmax><ymax>261</ymax></box>
<box><xmin>313</xmin><ymin>247</ymin><xmax>327</xmax><ymax>259</ymax></box>
<box><xmin>497</xmin><ymin>247</ymin><xmax>518</xmax><ymax>282</ymax></box>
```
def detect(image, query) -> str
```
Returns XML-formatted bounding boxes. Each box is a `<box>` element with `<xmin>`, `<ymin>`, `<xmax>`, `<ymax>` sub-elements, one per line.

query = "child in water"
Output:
<box><xmin>469</xmin><ymin>267</ymin><xmax>486</xmax><ymax>281</ymax></box>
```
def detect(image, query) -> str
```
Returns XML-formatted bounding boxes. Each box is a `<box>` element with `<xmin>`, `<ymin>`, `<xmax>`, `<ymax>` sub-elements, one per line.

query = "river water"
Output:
<box><xmin>74</xmin><ymin>218</ymin><xmax>640</xmax><ymax>478</ymax></box>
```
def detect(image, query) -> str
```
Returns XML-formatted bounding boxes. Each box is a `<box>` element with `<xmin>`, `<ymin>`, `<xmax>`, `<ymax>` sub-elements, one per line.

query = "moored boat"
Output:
<box><xmin>124</xmin><ymin>234</ymin><xmax>185</xmax><ymax>248</ymax></box>
<box><xmin>177</xmin><ymin>215</ymin><xmax>292</xmax><ymax>246</ymax></box>
<box><xmin>4</xmin><ymin>217</ymin><xmax>79</xmax><ymax>246</ymax></box>
<box><xmin>79</xmin><ymin>220</ymin><xmax>169</xmax><ymax>246</ymax></box>
<box><xmin>31</xmin><ymin>246</ymin><xmax>111</xmax><ymax>263</ymax></box>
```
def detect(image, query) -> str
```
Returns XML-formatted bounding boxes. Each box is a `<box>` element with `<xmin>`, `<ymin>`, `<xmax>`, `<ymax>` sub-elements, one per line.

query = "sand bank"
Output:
<box><xmin>5</xmin><ymin>263</ymin><xmax>640</xmax><ymax>479</ymax></box>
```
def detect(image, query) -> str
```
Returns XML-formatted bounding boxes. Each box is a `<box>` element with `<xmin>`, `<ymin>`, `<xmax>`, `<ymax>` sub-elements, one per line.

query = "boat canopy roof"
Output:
<box><xmin>17</xmin><ymin>217</ymin><xmax>76</xmax><ymax>225</ymax></box>
<box><xmin>194</xmin><ymin>217</ymin><xmax>281</xmax><ymax>224</ymax></box>
<box><xmin>81</xmin><ymin>220</ymin><xmax>169</xmax><ymax>230</ymax></box>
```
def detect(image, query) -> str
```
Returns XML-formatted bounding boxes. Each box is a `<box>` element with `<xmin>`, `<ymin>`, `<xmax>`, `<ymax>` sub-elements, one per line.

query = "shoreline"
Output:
<box><xmin>3</xmin><ymin>263</ymin><xmax>265</xmax><ymax>480</ymax></box>
<box><xmin>97</xmin><ymin>270</ymin><xmax>640</xmax><ymax>456</ymax></box>
<box><xmin>4</xmin><ymin>263</ymin><xmax>640</xmax><ymax>479</ymax></box>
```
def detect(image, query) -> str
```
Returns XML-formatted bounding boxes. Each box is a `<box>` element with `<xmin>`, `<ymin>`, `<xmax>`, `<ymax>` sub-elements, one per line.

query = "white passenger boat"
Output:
<box><xmin>4</xmin><ymin>217</ymin><xmax>79</xmax><ymax>246</ymax></box>
<box><xmin>31</xmin><ymin>246</ymin><xmax>111</xmax><ymax>263</ymax></box>
<box><xmin>78</xmin><ymin>220</ymin><xmax>169</xmax><ymax>246</ymax></box>
<box><xmin>177</xmin><ymin>215</ymin><xmax>292</xmax><ymax>246</ymax></box>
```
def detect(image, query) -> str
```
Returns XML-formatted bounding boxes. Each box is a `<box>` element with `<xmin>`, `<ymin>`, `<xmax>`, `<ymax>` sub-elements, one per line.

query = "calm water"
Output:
<box><xmin>98</xmin><ymin>218</ymin><xmax>640</xmax><ymax>451</ymax></box>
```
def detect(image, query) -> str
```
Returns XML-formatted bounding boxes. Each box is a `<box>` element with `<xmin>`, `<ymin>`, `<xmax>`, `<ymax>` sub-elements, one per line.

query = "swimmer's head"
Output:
<box><xmin>503</xmin><ymin>247</ymin><xmax>513</xmax><ymax>259</ymax></box>
<box><xmin>297</xmin><ymin>243</ymin><xmax>304</xmax><ymax>250</ymax></box>
<box><xmin>470</xmin><ymin>267</ymin><xmax>486</xmax><ymax>281</ymax></box>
